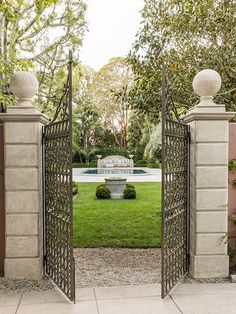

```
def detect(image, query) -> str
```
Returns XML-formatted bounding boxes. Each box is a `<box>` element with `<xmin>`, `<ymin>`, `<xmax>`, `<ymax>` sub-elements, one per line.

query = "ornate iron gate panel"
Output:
<box><xmin>161</xmin><ymin>64</ymin><xmax>190</xmax><ymax>298</ymax></box>
<box><xmin>43</xmin><ymin>52</ymin><xmax>75</xmax><ymax>302</ymax></box>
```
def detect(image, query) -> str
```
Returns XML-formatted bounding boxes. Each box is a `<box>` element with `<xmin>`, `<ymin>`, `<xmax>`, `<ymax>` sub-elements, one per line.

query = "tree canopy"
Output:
<box><xmin>90</xmin><ymin>57</ymin><xmax>135</xmax><ymax>149</ymax></box>
<box><xmin>128</xmin><ymin>0</ymin><xmax>236</xmax><ymax>120</ymax></box>
<box><xmin>0</xmin><ymin>0</ymin><xmax>87</xmax><ymax>108</ymax></box>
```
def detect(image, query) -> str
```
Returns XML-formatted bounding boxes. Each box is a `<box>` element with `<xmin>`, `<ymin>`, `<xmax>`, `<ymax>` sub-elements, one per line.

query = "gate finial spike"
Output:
<box><xmin>192</xmin><ymin>69</ymin><xmax>221</xmax><ymax>105</ymax></box>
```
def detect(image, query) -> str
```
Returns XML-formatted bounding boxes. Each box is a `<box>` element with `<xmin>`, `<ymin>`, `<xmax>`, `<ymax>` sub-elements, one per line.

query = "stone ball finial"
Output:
<box><xmin>10</xmin><ymin>71</ymin><xmax>39</xmax><ymax>106</ymax></box>
<box><xmin>193</xmin><ymin>69</ymin><xmax>221</xmax><ymax>99</ymax></box>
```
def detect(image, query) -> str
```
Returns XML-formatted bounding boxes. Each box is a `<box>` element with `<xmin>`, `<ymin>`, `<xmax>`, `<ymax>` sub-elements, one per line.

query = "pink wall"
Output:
<box><xmin>228</xmin><ymin>123</ymin><xmax>236</xmax><ymax>268</ymax></box>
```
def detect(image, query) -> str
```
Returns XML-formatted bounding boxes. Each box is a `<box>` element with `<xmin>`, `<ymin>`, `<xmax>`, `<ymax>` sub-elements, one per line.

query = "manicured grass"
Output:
<box><xmin>73</xmin><ymin>182</ymin><xmax>161</xmax><ymax>248</ymax></box>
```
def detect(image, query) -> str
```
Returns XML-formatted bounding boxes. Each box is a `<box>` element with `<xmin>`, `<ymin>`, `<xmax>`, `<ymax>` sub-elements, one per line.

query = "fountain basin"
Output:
<box><xmin>105</xmin><ymin>177</ymin><xmax>127</xmax><ymax>199</ymax></box>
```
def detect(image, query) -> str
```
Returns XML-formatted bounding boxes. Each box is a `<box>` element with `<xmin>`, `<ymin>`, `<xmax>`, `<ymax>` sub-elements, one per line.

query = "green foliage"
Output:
<box><xmin>134</xmin><ymin>158</ymin><xmax>160</xmax><ymax>168</ymax></box>
<box><xmin>0</xmin><ymin>0</ymin><xmax>87</xmax><ymax>111</ymax></box>
<box><xmin>72</xmin><ymin>161</ymin><xmax>97</xmax><ymax>168</ymax></box>
<box><xmin>73</xmin><ymin>182</ymin><xmax>161</xmax><ymax>247</ymax></box>
<box><xmin>96</xmin><ymin>185</ymin><xmax>111</xmax><ymax>199</ymax></box>
<box><xmin>128</xmin><ymin>0</ymin><xmax>236</xmax><ymax>118</ymax></box>
<box><xmin>126</xmin><ymin>184</ymin><xmax>135</xmax><ymax>189</ymax></box>
<box><xmin>228</xmin><ymin>246</ymin><xmax>234</xmax><ymax>258</ymax></box>
<box><xmin>89</xmin><ymin>57</ymin><xmax>136</xmax><ymax>149</ymax></box>
<box><xmin>97</xmin><ymin>147</ymin><xmax>129</xmax><ymax>159</ymax></box>
<box><xmin>72</xmin><ymin>182</ymin><xmax>78</xmax><ymax>196</ymax></box>
<box><xmin>134</xmin><ymin>159</ymin><xmax>148</xmax><ymax>167</ymax></box>
<box><xmin>231</xmin><ymin>216</ymin><xmax>236</xmax><ymax>226</ymax></box>
<box><xmin>128</xmin><ymin>143</ymin><xmax>146</xmax><ymax>161</ymax></box>
<box><xmin>229</xmin><ymin>159</ymin><xmax>236</xmax><ymax>171</ymax></box>
<box><xmin>123</xmin><ymin>187</ymin><xmax>136</xmax><ymax>199</ymax></box>
<box><xmin>141</xmin><ymin>123</ymin><xmax>162</xmax><ymax>159</ymax></box>
<box><xmin>79</xmin><ymin>147</ymin><xmax>100</xmax><ymax>165</ymax></box>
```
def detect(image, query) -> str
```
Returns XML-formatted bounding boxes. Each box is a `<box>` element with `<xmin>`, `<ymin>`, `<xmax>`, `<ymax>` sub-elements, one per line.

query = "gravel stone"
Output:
<box><xmin>0</xmin><ymin>248</ymin><xmax>230</xmax><ymax>293</ymax></box>
<box><xmin>74</xmin><ymin>248</ymin><xmax>161</xmax><ymax>288</ymax></box>
<box><xmin>0</xmin><ymin>277</ymin><xmax>54</xmax><ymax>294</ymax></box>
<box><xmin>74</xmin><ymin>248</ymin><xmax>230</xmax><ymax>287</ymax></box>
<box><xmin>183</xmin><ymin>274</ymin><xmax>230</xmax><ymax>284</ymax></box>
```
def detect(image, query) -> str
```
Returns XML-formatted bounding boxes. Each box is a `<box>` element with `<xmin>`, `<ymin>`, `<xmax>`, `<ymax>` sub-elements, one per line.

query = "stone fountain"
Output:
<box><xmin>105</xmin><ymin>177</ymin><xmax>127</xmax><ymax>199</ymax></box>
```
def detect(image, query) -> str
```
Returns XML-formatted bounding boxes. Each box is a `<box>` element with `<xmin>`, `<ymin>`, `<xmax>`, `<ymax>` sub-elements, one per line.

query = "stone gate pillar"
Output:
<box><xmin>0</xmin><ymin>72</ymin><xmax>48</xmax><ymax>279</ymax></box>
<box><xmin>183</xmin><ymin>69</ymin><xmax>235</xmax><ymax>278</ymax></box>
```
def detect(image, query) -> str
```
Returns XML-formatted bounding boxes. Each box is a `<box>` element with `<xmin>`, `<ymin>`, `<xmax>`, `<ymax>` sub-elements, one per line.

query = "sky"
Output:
<box><xmin>79</xmin><ymin>0</ymin><xmax>144</xmax><ymax>70</ymax></box>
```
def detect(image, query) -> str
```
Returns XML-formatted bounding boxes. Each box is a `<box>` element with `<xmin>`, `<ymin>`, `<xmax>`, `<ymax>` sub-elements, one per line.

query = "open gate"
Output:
<box><xmin>43</xmin><ymin>52</ymin><xmax>75</xmax><ymax>302</ymax></box>
<box><xmin>161</xmin><ymin>64</ymin><xmax>190</xmax><ymax>298</ymax></box>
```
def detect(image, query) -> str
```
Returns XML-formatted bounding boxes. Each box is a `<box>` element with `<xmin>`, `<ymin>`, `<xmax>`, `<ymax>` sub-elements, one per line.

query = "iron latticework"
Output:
<box><xmin>43</xmin><ymin>52</ymin><xmax>75</xmax><ymax>302</ymax></box>
<box><xmin>161</xmin><ymin>64</ymin><xmax>190</xmax><ymax>298</ymax></box>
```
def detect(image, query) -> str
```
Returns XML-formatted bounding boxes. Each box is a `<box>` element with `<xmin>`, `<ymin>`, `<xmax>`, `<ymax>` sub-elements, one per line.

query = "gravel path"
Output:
<box><xmin>0</xmin><ymin>248</ymin><xmax>229</xmax><ymax>293</ymax></box>
<box><xmin>0</xmin><ymin>276</ymin><xmax>53</xmax><ymax>294</ymax></box>
<box><xmin>183</xmin><ymin>274</ymin><xmax>229</xmax><ymax>284</ymax></box>
<box><xmin>74</xmin><ymin>248</ymin><xmax>161</xmax><ymax>288</ymax></box>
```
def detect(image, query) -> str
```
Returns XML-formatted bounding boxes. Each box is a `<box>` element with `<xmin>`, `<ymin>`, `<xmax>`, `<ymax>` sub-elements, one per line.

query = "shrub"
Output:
<box><xmin>126</xmin><ymin>183</ymin><xmax>135</xmax><ymax>189</ymax></box>
<box><xmin>72</xmin><ymin>181</ymin><xmax>78</xmax><ymax>195</ymax></box>
<box><xmin>98</xmin><ymin>147</ymin><xmax>129</xmax><ymax>158</ymax></box>
<box><xmin>96</xmin><ymin>184</ymin><xmax>106</xmax><ymax>189</ymax></box>
<box><xmin>229</xmin><ymin>159</ymin><xmax>236</xmax><ymax>171</ymax></box>
<box><xmin>96</xmin><ymin>185</ymin><xmax>111</xmax><ymax>199</ymax></box>
<box><xmin>134</xmin><ymin>159</ymin><xmax>147</xmax><ymax>167</ymax></box>
<box><xmin>123</xmin><ymin>187</ymin><xmax>136</xmax><ymax>199</ymax></box>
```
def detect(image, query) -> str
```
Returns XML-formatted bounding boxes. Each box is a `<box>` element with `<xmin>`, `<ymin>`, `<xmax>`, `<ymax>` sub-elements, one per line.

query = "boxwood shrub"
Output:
<box><xmin>96</xmin><ymin>184</ymin><xmax>111</xmax><ymax>199</ymax></box>
<box><xmin>123</xmin><ymin>186</ymin><xmax>136</xmax><ymax>199</ymax></box>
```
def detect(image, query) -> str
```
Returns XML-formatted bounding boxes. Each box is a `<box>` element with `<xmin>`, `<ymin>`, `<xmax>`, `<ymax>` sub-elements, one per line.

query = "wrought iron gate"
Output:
<box><xmin>161</xmin><ymin>64</ymin><xmax>190</xmax><ymax>298</ymax></box>
<box><xmin>43</xmin><ymin>52</ymin><xmax>75</xmax><ymax>302</ymax></box>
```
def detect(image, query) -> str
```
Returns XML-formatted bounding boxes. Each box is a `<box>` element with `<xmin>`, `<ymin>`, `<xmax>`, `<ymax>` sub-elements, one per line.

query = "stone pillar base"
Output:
<box><xmin>190</xmin><ymin>255</ymin><xmax>229</xmax><ymax>278</ymax></box>
<box><xmin>5</xmin><ymin>257</ymin><xmax>42</xmax><ymax>280</ymax></box>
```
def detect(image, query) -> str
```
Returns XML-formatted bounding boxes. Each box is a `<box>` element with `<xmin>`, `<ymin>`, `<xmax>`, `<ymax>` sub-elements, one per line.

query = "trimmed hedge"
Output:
<box><xmin>96</xmin><ymin>184</ymin><xmax>111</xmax><ymax>199</ymax></box>
<box><xmin>123</xmin><ymin>186</ymin><xmax>136</xmax><ymax>199</ymax></box>
<box><xmin>126</xmin><ymin>183</ymin><xmax>135</xmax><ymax>189</ymax></box>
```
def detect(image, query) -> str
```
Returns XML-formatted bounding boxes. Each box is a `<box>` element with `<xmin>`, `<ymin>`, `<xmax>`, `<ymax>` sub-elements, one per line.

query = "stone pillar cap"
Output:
<box><xmin>10</xmin><ymin>71</ymin><xmax>39</xmax><ymax>106</ymax></box>
<box><xmin>193</xmin><ymin>69</ymin><xmax>221</xmax><ymax>98</ymax></box>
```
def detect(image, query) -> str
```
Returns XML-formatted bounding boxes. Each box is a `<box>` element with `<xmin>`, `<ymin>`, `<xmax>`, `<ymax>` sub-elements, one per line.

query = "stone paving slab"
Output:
<box><xmin>20</xmin><ymin>289</ymin><xmax>64</xmax><ymax>304</ymax></box>
<box><xmin>0</xmin><ymin>292</ymin><xmax>21</xmax><ymax>306</ymax></box>
<box><xmin>171</xmin><ymin>283</ymin><xmax>236</xmax><ymax>295</ymax></box>
<box><xmin>97</xmin><ymin>296</ymin><xmax>179</xmax><ymax>314</ymax></box>
<box><xmin>2</xmin><ymin>283</ymin><xmax>236</xmax><ymax>313</ymax></box>
<box><xmin>94</xmin><ymin>283</ymin><xmax>161</xmax><ymax>299</ymax></box>
<box><xmin>75</xmin><ymin>287</ymin><xmax>95</xmax><ymax>301</ymax></box>
<box><xmin>172</xmin><ymin>294</ymin><xmax>236</xmax><ymax>314</ymax></box>
<box><xmin>17</xmin><ymin>301</ymin><xmax>98</xmax><ymax>314</ymax></box>
<box><xmin>0</xmin><ymin>305</ymin><xmax>17</xmax><ymax>314</ymax></box>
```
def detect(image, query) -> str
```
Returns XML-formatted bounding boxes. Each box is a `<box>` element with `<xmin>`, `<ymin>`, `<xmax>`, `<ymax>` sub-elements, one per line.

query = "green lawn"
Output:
<box><xmin>73</xmin><ymin>182</ymin><xmax>161</xmax><ymax>248</ymax></box>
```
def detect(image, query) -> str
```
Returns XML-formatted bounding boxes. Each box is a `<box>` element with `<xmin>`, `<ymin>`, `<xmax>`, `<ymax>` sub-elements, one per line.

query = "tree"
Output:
<box><xmin>128</xmin><ymin>0</ymin><xmax>236</xmax><ymax>119</ymax></box>
<box><xmin>90</xmin><ymin>57</ymin><xmax>135</xmax><ymax>149</ymax></box>
<box><xmin>79</xmin><ymin>147</ymin><xmax>100</xmax><ymax>165</ymax></box>
<box><xmin>0</xmin><ymin>0</ymin><xmax>87</xmax><ymax>108</ymax></box>
<box><xmin>141</xmin><ymin>123</ymin><xmax>161</xmax><ymax>159</ymax></box>
<box><xmin>72</xmin><ymin>64</ymin><xmax>106</xmax><ymax>154</ymax></box>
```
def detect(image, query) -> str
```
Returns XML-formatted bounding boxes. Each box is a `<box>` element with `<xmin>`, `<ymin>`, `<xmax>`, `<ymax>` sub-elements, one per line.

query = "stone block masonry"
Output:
<box><xmin>0</xmin><ymin>71</ymin><xmax>48</xmax><ymax>279</ymax></box>
<box><xmin>184</xmin><ymin>69</ymin><xmax>235</xmax><ymax>278</ymax></box>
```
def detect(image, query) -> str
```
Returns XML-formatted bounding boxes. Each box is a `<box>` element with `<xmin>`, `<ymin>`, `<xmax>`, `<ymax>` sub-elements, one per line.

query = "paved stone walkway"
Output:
<box><xmin>1</xmin><ymin>282</ymin><xmax>236</xmax><ymax>313</ymax></box>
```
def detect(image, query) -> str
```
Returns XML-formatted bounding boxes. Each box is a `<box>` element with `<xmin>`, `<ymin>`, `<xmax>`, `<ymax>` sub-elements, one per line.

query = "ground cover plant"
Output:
<box><xmin>73</xmin><ymin>182</ymin><xmax>161</xmax><ymax>248</ymax></box>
